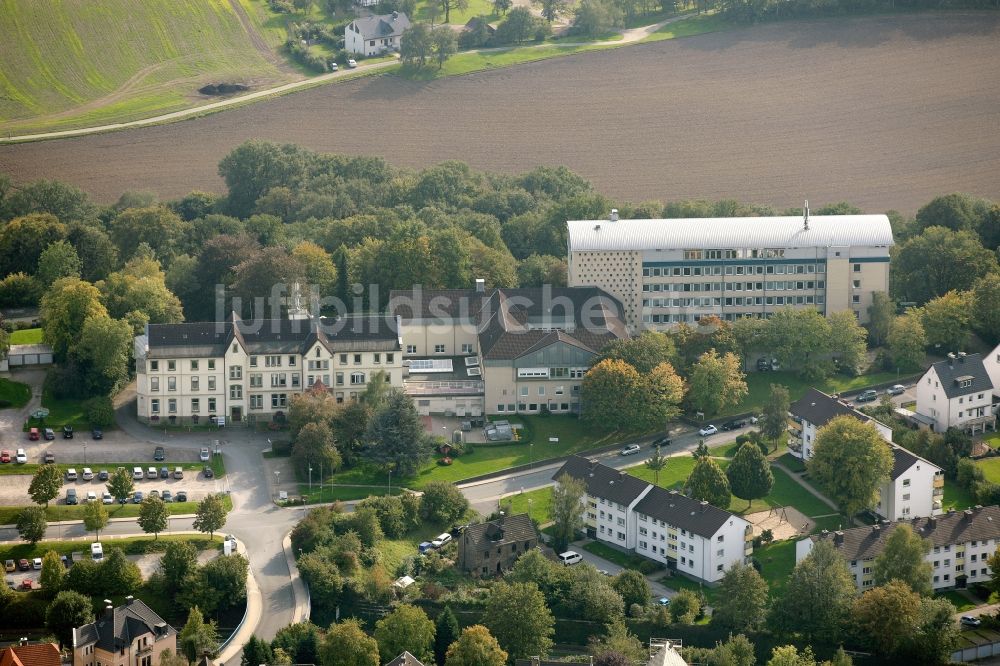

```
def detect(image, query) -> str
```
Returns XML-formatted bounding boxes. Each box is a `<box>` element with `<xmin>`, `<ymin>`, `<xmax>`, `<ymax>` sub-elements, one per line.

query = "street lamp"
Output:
<box><xmin>387</xmin><ymin>469</ymin><xmax>392</xmax><ymax>496</ymax></box>
<box><xmin>308</xmin><ymin>466</ymin><xmax>313</xmax><ymax>492</ymax></box>
<box><xmin>83</xmin><ymin>443</ymin><xmax>87</xmax><ymax>465</ymax></box>
<box><xmin>527</xmin><ymin>498</ymin><xmax>532</xmax><ymax>521</ymax></box>
<box><xmin>274</xmin><ymin>470</ymin><xmax>280</xmax><ymax>501</ymax></box>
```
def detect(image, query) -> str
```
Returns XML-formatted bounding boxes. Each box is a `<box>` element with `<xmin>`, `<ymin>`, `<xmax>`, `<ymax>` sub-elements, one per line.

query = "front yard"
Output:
<box><xmin>0</xmin><ymin>378</ymin><xmax>31</xmax><ymax>408</ymax></box>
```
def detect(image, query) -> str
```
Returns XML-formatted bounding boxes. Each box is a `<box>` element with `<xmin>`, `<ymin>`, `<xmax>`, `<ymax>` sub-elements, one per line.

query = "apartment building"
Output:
<box><xmin>73</xmin><ymin>597</ymin><xmax>176</xmax><ymax>666</ymax></box>
<box><xmin>134</xmin><ymin>313</ymin><xmax>402</xmax><ymax>425</ymax></box>
<box><xmin>916</xmin><ymin>352</ymin><xmax>996</xmax><ymax>434</ymax></box>
<box><xmin>566</xmin><ymin>209</ymin><xmax>893</xmax><ymax>331</ymax></box>
<box><xmin>789</xmin><ymin>387</ymin><xmax>942</xmax><ymax>520</ymax></box>
<box><xmin>796</xmin><ymin>505</ymin><xmax>1000</xmax><ymax>591</ymax></box>
<box><xmin>389</xmin><ymin>282</ymin><xmax>627</xmax><ymax>416</ymax></box>
<box><xmin>553</xmin><ymin>455</ymin><xmax>752</xmax><ymax>584</ymax></box>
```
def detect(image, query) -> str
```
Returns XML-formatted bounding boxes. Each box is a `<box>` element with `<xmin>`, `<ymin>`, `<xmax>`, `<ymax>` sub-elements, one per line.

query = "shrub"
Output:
<box><xmin>270</xmin><ymin>0</ymin><xmax>294</xmax><ymax>11</ymax></box>
<box><xmin>84</xmin><ymin>396</ymin><xmax>115</xmax><ymax>427</ymax></box>
<box><xmin>637</xmin><ymin>560</ymin><xmax>663</xmax><ymax>575</ymax></box>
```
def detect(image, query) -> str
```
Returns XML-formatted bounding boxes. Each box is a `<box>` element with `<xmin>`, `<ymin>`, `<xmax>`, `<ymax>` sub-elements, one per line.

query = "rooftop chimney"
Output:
<box><xmin>948</xmin><ymin>352</ymin><xmax>956</xmax><ymax>368</ymax></box>
<box><xmin>803</xmin><ymin>199</ymin><xmax>810</xmax><ymax>230</ymax></box>
<box><xmin>126</xmin><ymin>595</ymin><xmax>134</xmax><ymax>604</ymax></box>
<box><xmin>834</xmin><ymin>530</ymin><xmax>844</xmax><ymax>545</ymax></box>
<box><xmin>872</xmin><ymin>525</ymin><xmax>880</xmax><ymax>533</ymax></box>
<box><xmin>19</xmin><ymin>638</ymin><xmax>28</xmax><ymax>647</ymax></box>
<box><xmin>609</xmin><ymin>209</ymin><xmax>619</xmax><ymax>222</ymax></box>
<box><xmin>964</xmin><ymin>509</ymin><xmax>974</xmax><ymax>520</ymax></box>
<box><xmin>700</xmin><ymin>500</ymin><xmax>708</xmax><ymax>512</ymax></box>
<box><xmin>475</xmin><ymin>278</ymin><xmax>485</xmax><ymax>293</ymax></box>
<box><xmin>392</xmin><ymin>10</ymin><xmax>398</xmax><ymax>18</ymax></box>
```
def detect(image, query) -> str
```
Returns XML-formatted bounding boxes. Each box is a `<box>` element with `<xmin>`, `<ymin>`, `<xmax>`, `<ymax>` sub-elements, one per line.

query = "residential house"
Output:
<box><xmin>73</xmin><ymin>597</ymin><xmax>176</xmax><ymax>666</ymax></box>
<box><xmin>553</xmin><ymin>456</ymin><xmax>752</xmax><ymax>584</ymax></box>
<box><xmin>457</xmin><ymin>513</ymin><xmax>538</xmax><ymax>576</ymax></box>
<box><xmin>385</xmin><ymin>653</ymin><xmax>425</xmax><ymax>666</ymax></box>
<box><xmin>516</xmin><ymin>639</ymin><xmax>688</xmax><ymax>666</ymax></box>
<box><xmin>567</xmin><ymin>208</ymin><xmax>893</xmax><ymax>331</ymax></box>
<box><xmin>0</xmin><ymin>642</ymin><xmax>60</xmax><ymax>666</ymax></box>
<box><xmin>345</xmin><ymin>12</ymin><xmax>410</xmax><ymax>56</ymax></box>
<box><xmin>134</xmin><ymin>312</ymin><xmax>402</xmax><ymax>425</ymax></box>
<box><xmin>789</xmin><ymin>387</ymin><xmax>943</xmax><ymax>520</ymax></box>
<box><xmin>389</xmin><ymin>281</ymin><xmax>628</xmax><ymax>416</ymax></box>
<box><xmin>915</xmin><ymin>352</ymin><xmax>995</xmax><ymax>434</ymax></box>
<box><xmin>981</xmin><ymin>341</ymin><xmax>1000</xmax><ymax>409</ymax></box>
<box><xmin>796</xmin><ymin>505</ymin><xmax>1000</xmax><ymax>591</ymax></box>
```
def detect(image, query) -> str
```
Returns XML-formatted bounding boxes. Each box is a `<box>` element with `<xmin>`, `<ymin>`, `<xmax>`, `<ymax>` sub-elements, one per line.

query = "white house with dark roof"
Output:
<box><xmin>553</xmin><ymin>455</ymin><xmax>752</xmax><ymax>584</ymax></box>
<box><xmin>345</xmin><ymin>11</ymin><xmax>411</xmax><ymax>56</ymax></box>
<box><xmin>916</xmin><ymin>352</ymin><xmax>995</xmax><ymax>434</ymax></box>
<box><xmin>790</xmin><ymin>387</ymin><xmax>942</xmax><ymax>520</ymax></box>
<box><xmin>134</xmin><ymin>312</ymin><xmax>402</xmax><ymax>425</ymax></box>
<box><xmin>796</xmin><ymin>505</ymin><xmax>1000</xmax><ymax>591</ymax></box>
<box><xmin>566</xmin><ymin>210</ymin><xmax>893</xmax><ymax>331</ymax></box>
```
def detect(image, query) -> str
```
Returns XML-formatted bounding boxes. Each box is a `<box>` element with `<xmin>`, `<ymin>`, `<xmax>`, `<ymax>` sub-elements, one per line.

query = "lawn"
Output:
<box><xmin>0</xmin><ymin>0</ymin><xmax>292</xmax><ymax>134</ymax></box>
<box><xmin>753</xmin><ymin>539</ymin><xmax>797</xmax><ymax>595</ymax></box>
<box><xmin>937</xmin><ymin>589</ymin><xmax>978</xmax><ymax>612</ymax></box>
<box><xmin>641</xmin><ymin>11</ymin><xmax>735</xmax><ymax>43</ymax></box>
<box><xmin>981</xmin><ymin>432</ymin><xmax>1000</xmax><ymax>450</ymax></box>
<box><xmin>23</xmin><ymin>388</ymin><xmax>102</xmax><ymax>430</ymax></box>
<box><xmin>9</xmin><ymin>328</ymin><xmax>42</xmax><ymax>344</ymax></box>
<box><xmin>0</xmin><ymin>378</ymin><xmax>31</xmax><ymax>408</ymax></box>
<box><xmin>735</xmin><ymin>466</ymin><xmax>832</xmax><ymax>519</ymax></box>
<box><xmin>942</xmin><ymin>477</ymin><xmax>977</xmax><ymax>511</ymax></box>
<box><xmin>0</xmin><ymin>533</ymin><xmax>221</xmax><ymax>561</ymax></box>
<box><xmin>977</xmin><ymin>458</ymin><xmax>1000</xmax><ymax>485</ymax></box>
<box><xmin>581</xmin><ymin>540</ymin><xmax>651</xmax><ymax>570</ymax></box>
<box><xmin>413</xmin><ymin>0</ymin><xmax>496</xmax><ymax>25</ymax></box>
<box><xmin>0</xmin><ymin>494</ymin><xmax>233</xmax><ymax>525</ymax></box>
<box><xmin>660</xmin><ymin>571</ymin><xmax>720</xmax><ymax>606</ymax></box>
<box><xmin>505</xmin><ymin>486</ymin><xmax>553</xmax><ymax>523</ymax></box>
<box><xmin>320</xmin><ymin>415</ymin><xmax>646</xmax><ymax>498</ymax></box>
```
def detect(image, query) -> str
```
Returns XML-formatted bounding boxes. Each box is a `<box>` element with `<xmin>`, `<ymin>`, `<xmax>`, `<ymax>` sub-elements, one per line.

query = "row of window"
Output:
<box><xmin>150</xmin><ymin>359</ymin><xmax>215</xmax><ymax>372</ymax></box>
<box><xmin>151</xmin><ymin>397</ymin><xmax>217</xmax><ymax>414</ymax></box>
<box><xmin>495</xmin><ymin>402</ymin><xmax>573</xmax><ymax>413</ymax></box>
<box><xmin>643</xmin><ymin>280</ymin><xmax>826</xmax><ymax>293</ymax></box>
<box><xmin>150</xmin><ymin>352</ymin><xmax>396</xmax><ymax>374</ymax></box>
<box><xmin>643</xmin><ymin>263</ymin><xmax>827</xmax><ymax>278</ymax></box>
<box><xmin>642</xmin><ymin>294</ymin><xmax>827</xmax><ymax>309</ymax></box>
<box><xmin>406</xmin><ymin>343</ymin><xmax>475</xmax><ymax>354</ymax></box>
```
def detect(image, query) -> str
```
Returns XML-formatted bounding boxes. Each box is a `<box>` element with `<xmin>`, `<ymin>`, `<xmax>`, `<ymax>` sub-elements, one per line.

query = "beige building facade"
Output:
<box><xmin>567</xmin><ymin>211</ymin><xmax>893</xmax><ymax>331</ymax></box>
<box><xmin>73</xmin><ymin>598</ymin><xmax>176</xmax><ymax>666</ymax></box>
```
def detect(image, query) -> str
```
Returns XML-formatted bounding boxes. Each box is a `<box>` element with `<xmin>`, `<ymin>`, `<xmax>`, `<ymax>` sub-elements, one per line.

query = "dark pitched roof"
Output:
<box><xmin>350</xmin><ymin>12</ymin><xmax>411</xmax><ymax>39</ymax></box>
<box><xmin>462</xmin><ymin>513</ymin><xmax>537</xmax><ymax>549</ymax></box>
<box><xmin>634</xmin><ymin>486</ymin><xmax>743</xmax><ymax>539</ymax></box>
<box><xmin>388</xmin><ymin>288</ymin><xmax>487</xmax><ymax>320</ymax></box>
<box><xmin>0</xmin><ymin>643</ymin><xmax>60</xmax><ymax>666</ymax></box>
<box><xmin>930</xmin><ymin>353</ymin><xmax>993</xmax><ymax>399</ymax></box>
<box><xmin>73</xmin><ymin>599</ymin><xmax>175</xmax><ymax>652</ymax></box>
<box><xmin>789</xmin><ymin>388</ymin><xmax>867</xmax><ymax>428</ymax></box>
<box><xmin>808</xmin><ymin>505</ymin><xmax>1000</xmax><ymax>561</ymax></box>
<box><xmin>385</xmin><ymin>652</ymin><xmax>425</xmax><ymax>666</ymax></box>
<box><xmin>552</xmin><ymin>455</ymin><xmax>651</xmax><ymax>507</ymax></box>
<box><xmin>890</xmin><ymin>445</ymin><xmax>935</xmax><ymax>481</ymax></box>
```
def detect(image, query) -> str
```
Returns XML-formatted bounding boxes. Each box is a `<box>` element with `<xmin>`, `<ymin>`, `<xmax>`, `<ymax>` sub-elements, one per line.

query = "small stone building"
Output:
<box><xmin>457</xmin><ymin>513</ymin><xmax>537</xmax><ymax>576</ymax></box>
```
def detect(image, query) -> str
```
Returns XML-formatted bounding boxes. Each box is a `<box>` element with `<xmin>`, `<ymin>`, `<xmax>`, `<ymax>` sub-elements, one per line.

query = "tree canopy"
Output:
<box><xmin>807</xmin><ymin>415</ymin><xmax>893</xmax><ymax>517</ymax></box>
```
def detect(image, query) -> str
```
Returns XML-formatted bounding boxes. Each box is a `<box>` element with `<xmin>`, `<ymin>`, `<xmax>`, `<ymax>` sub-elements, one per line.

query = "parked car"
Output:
<box><xmin>175</xmin><ymin>490</ymin><xmax>188</xmax><ymax>502</ymax></box>
<box><xmin>97</xmin><ymin>469</ymin><xmax>109</xmax><ymax>481</ymax></box>
<box><xmin>159</xmin><ymin>466</ymin><xmax>169</xmax><ymax>479</ymax></box>
<box><xmin>148</xmin><ymin>490</ymin><xmax>160</xmax><ymax>499</ymax></box>
<box><xmin>43</xmin><ymin>428</ymin><xmax>55</xmax><ymax>440</ymax></box>
<box><xmin>15</xmin><ymin>449</ymin><xmax>27</xmax><ymax>463</ymax></box>
<box><xmin>4</xmin><ymin>559</ymin><xmax>15</xmax><ymax>573</ymax></box>
<box><xmin>199</xmin><ymin>448</ymin><xmax>210</xmax><ymax>462</ymax></box>
<box><xmin>347</xmin><ymin>58</ymin><xmax>358</xmax><ymax>68</ymax></box>
<box><xmin>651</xmin><ymin>436</ymin><xmax>672</xmax><ymax>448</ymax></box>
<box><xmin>154</xmin><ymin>446</ymin><xmax>165</xmax><ymax>461</ymax></box>
<box><xmin>20</xmin><ymin>579</ymin><xmax>35</xmax><ymax>590</ymax></box>
<box><xmin>28</xmin><ymin>428</ymin><xmax>39</xmax><ymax>441</ymax></box>
<box><xmin>698</xmin><ymin>425</ymin><xmax>719</xmax><ymax>436</ymax></box>
<box><xmin>91</xmin><ymin>542</ymin><xmax>103</xmax><ymax>561</ymax></box>
<box><xmin>133</xmin><ymin>466</ymin><xmax>144</xmax><ymax>480</ymax></box>
<box><xmin>203</xmin><ymin>466</ymin><xmax>214</xmax><ymax>479</ymax></box>
<box><xmin>102</xmin><ymin>492</ymin><xmax>113</xmax><ymax>505</ymax></box>
<box><xmin>161</xmin><ymin>490</ymin><xmax>173</xmax><ymax>503</ymax></box>
<box><xmin>961</xmin><ymin>616</ymin><xmax>982</xmax><ymax>627</ymax></box>
<box><xmin>65</xmin><ymin>489</ymin><xmax>78</xmax><ymax>505</ymax></box>
<box><xmin>558</xmin><ymin>551</ymin><xmax>582</xmax><ymax>566</ymax></box>
<box><xmin>146</xmin><ymin>466</ymin><xmax>158</xmax><ymax>479</ymax></box>
<box><xmin>418</xmin><ymin>541</ymin><xmax>433</xmax><ymax>554</ymax></box>
<box><xmin>769</xmin><ymin>359</ymin><xmax>781</xmax><ymax>371</ymax></box>
<box><xmin>92</xmin><ymin>428</ymin><xmax>103</xmax><ymax>440</ymax></box>
<box><xmin>18</xmin><ymin>559</ymin><xmax>30</xmax><ymax>571</ymax></box>
<box><xmin>173</xmin><ymin>467</ymin><xmax>184</xmax><ymax>479</ymax></box>
<box><xmin>65</xmin><ymin>468</ymin><xmax>78</xmax><ymax>482</ymax></box>
<box><xmin>330</xmin><ymin>62</ymin><xmax>339</xmax><ymax>71</ymax></box>
<box><xmin>43</xmin><ymin>452</ymin><xmax>55</xmax><ymax>464</ymax></box>
<box><xmin>856</xmin><ymin>389</ymin><xmax>879</xmax><ymax>403</ymax></box>
<box><xmin>749</xmin><ymin>415</ymin><xmax>760</xmax><ymax>424</ymax></box>
<box><xmin>62</xmin><ymin>425</ymin><xmax>73</xmax><ymax>439</ymax></box>
<box><xmin>721</xmin><ymin>419</ymin><xmax>747</xmax><ymax>431</ymax></box>
<box><xmin>619</xmin><ymin>443</ymin><xmax>641</xmax><ymax>456</ymax></box>
<box><xmin>657</xmin><ymin>597</ymin><xmax>671</xmax><ymax>606</ymax></box>
<box><xmin>31</xmin><ymin>557</ymin><xmax>41</xmax><ymax>570</ymax></box>
<box><xmin>432</xmin><ymin>533</ymin><xmax>452</xmax><ymax>548</ymax></box>
<box><xmin>132</xmin><ymin>491</ymin><xmax>144</xmax><ymax>504</ymax></box>
<box><xmin>85</xmin><ymin>490</ymin><xmax>97</xmax><ymax>502</ymax></box>
<box><xmin>0</xmin><ymin>450</ymin><xmax>10</xmax><ymax>463</ymax></box>
<box><xmin>81</xmin><ymin>467</ymin><xmax>94</xmax><ymax>481</ymax></box>
<box><xmin>887</xmin><ymin>384</ymin><xmax>906</xmax><ymax>396</ymax></box>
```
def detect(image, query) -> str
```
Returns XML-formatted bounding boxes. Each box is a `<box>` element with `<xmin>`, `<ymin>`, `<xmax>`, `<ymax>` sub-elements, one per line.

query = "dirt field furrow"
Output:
<box><xmin>1</xmin><ymin>12</ymin><xmax>998</xmax><ymax>213</ymax></box>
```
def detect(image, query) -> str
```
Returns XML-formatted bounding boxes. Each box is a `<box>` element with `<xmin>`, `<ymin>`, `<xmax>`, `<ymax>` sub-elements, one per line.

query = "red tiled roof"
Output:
<box><xmin>0</xmin><ymin>643</ymin><xmax>60</xmax><ymax>666</ymax></box>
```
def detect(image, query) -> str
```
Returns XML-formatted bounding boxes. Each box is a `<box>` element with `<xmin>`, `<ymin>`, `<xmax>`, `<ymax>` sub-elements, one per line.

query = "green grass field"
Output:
<box><xmin>641</xmin><ymin>11</ymin><xmax>733</xmax><ymax>43</ymax></box>
<box><xmin>0</xmin><ymin>378</ymin><xmax>31</xmax><ymax>408</ymax></box>
<box><xmin>413</xmin><ymin>0</ymin><xmax>496</xmax><ymax>25</ymax></box>
<box><xmin>977</xmin><ymin>457</ymin><xmax>1000</xmax><ymax>485</ymax></box>
<box><xmin>0</xmin><ymin>0</ymin><xmax>291</xmax><ymax>133</ymax></box>
<box><xmin>8</xmin><ymin>328</ymin><xmax>42</xmax><ymax>344</ymax></box>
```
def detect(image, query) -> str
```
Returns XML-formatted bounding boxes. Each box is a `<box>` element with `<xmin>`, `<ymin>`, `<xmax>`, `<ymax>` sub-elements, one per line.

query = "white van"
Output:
<box><xmin>91</xmin><ymin>542</ymin><xmax>104</xmax><ymax>561</ymax></box>
<box><xmin>558</xmin><ymin>551</ymin><xmax>582</xmax><ymax>566</ymax></box>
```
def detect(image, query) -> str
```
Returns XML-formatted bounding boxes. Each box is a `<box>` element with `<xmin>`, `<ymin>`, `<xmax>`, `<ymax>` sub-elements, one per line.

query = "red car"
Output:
<box><xmin>0</xmin><ymin>450</ymin><xmax>11</xmax><ymax>463</ymax></box>
<box><xmin>18</xmin><ymin>559</ymin><xmax>30</xmax><ymax>571</ymax></box>
<box><xmin>28</xmin><ymin>428</ymin><xmax>39</xmax><ymax>441</ymax></box>
<box><xmin>20</xmin><ymin>579</ymin><xmax>34</xmax><ymax>590</ymax></box>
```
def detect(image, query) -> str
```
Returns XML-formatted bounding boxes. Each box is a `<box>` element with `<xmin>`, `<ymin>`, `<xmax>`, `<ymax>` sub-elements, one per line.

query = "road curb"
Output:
<box><xmin>281</xmin><ymin>531</ymin><xmax>310</xmax><ymax>624</ymax></box>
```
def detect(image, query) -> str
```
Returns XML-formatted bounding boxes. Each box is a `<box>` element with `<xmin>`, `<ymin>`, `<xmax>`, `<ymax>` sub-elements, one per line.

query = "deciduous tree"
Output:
<box><xmin>40</xmin><ymin>277</ymin><xmax>107</xmax><ymax>362</ymax></box>
<box><xmin>139</xmin><ymin>496</ymin><xmax>169</xmax><ymax>540</ymax></box>
<box><xmin>669</xmin><ymin>589</ymin><xmax>701</xmax><ymax>624</ymax></box>
<box><xmin>102</xmin><ymin>547</ymin><xmax>142</xmax><ymax>595</ymax></box>
<box><xmin>108</xmin><ymin>467</ymin><xmax>135</xmax><ymax>504</ymax></box>
<box><xmin>0</xmin><ymin>213</ymin><xmax>67</xmax><ymax>277</ymax></box>
<box><xmin>40</xmin><ymin>550</ymin><xmax>65</xmax><ymax>597</ymax></box>
<box><xmin>445</xmin><ymin>624</ymin><xmax>507</xmax><ymax>666</ymax></box>
<box><xmin>36</xmin><ymin>240</ymin><xmax>82</xmax><ymax>289</ymax></box>
<box><xmin>374</xmin><ymin>604</ymin><xmax>436</xmax><ymax>664</ymax></box>
<box><xmin>420</xmin><ymin>481</ymin><xmax>470</xmax><ymax>526</ymax></box>
<box><xmin>533</xmin><ymin>0</ymin><xmax>567</xmax><ymax>20</ymax></box>
<box><xmin>73</xmin><ymin>314</ymin><xmax>133</xmax><ymax>396</ymax></box>
<box><xmin>893</xmin><ymin>227</ymin><xmax>998</xmax><ymax>304</ymax></box>
<box><xmin>851</xmin><ymin>580</ymin><xmax>921</xmax><ymax>658</ymax></box>
<box><xmin>431</xmin><ymin>26</ymin><xmax>458</xmax><ymax>69</ymax></box>
<box><xmin>868</xmin><ymin>291</ymin><xmax>895</xmax><ymax>347</ymax></box>
<box><xmin>162</xmin><ymin>540</ymin><xmax>198</xmax><ymax>591</ymax></box>
<box><xmin>685</xmin><ymin>456</ymin><xmax>731</xmax><ymax>509</ymax></box>
<box><xmin>363</xmin><ymin>389</ymin><xmax>432</xmax><ymax>477</ymax></box>
<box><xmin>292</xmin><ymin>422</ymin><xmax>342</xmax><ymax>480</ymax></box>
<box><xmin>83</xmin><ymin>499</ymin><xmax>108</xmax><ymax>541</ymax></box>
<box><xmin>16</xmin><ymin>506</ymin><xmax>47</xmax><ymax>545</ymax></box>
<box><xmin>611</xmin><ymin>569</ymin><xmax>650</xmax><ymax>613</ymax></box>
<box><xmin>98</xmin><ymin>254</ymin><xmax>184</xmax><ymax>327</ymax></box>
<box><xmin>401</xmin><ymin>22</ymin><xmax>433</xmax><ymax>67</ymax></box>
<box><xmin>712</xmin><ymin>562</ymin><xmax>769</xmax><ymax>633</ymax></box>
<box><xmin>179</xmin><ymin>606</ymin><xmax>220</xmax><ymax>662</ymax></box>
<box><xmin>28</xmin><ymin>464</ymin><xmax>62</xmax><ymax>507</ymax></box>
<box><xmin>972</xmin><ymin>273</ymin><xmax>1000</xmax><ymax>344</ymax></box>
<box><xmin>808</xmin><ymin>416</ymin><xmax>893</xmax><ymax>517</ymax></box>
<box><xmin>194</xmin><ymin>494</ymin><xmax>227</xmax><ymax>539</ymax></box>
<box><xmin>109</xmin><ymin>205</ymin><xmax>190</xmax><ymax>261</ymax></box>
<box><xmin>319</xmin><ymin>619</ymin><xmax>379</xmax><ymax>666</ymax></box>
<box><xmin>771</xmin><ymin>540</ymin><xmax>856</xmax><ymax>644</ymax></box>
<box><xmin>581</xmin><ymin>359</ymin><xmax>644</xmax><ymax>430</ymax></box>
<box><xmin>46</xmin><ymin>590</ymin><xmax>94</xmax><ymax>647</ymax></box>
<box><xmin>482</xmin><ymin>581</ymin><xmax>554</xmax><ymax>662</ymax></box>
<box><xmin>687</xmin><ymin>349</ymin><xmax>747</xmax><ymax>416</ymax></box>
<box><xmin>550</xmin><ymin>473</ymin><xmax>585</xmax><ymax>553</ymax></box>
<box><xmin>595</xmin><ymin>332</ymin><xmax>677</xmax><ymax>374</ymax></box>
<box><xmin>644</xmin><ymin>445</ymin><xmax>668</xmax><ymax>486</ymax></box>
<box><xmin>761</xmin><ymin>384</ymin><xmax>790</xmax><ymax>451</ymax></box>
<box><xmin>873</xmin><ymin>523</ymin><xmax>932</xmax><ymax>596</ymax></box>
<box><xmin>726</xmin><ymin>442</ymin><xmax>773</xmax><ymax>510</ymax></box>
<box><xmin>918</xmin><ymin>290</ymin><xmax>973</xmax><ymax>353</ymax></box>
<box><xmin>888</xmin><ymin>311</ymin><xmax>926</xmax><ymax>370</ymax></box>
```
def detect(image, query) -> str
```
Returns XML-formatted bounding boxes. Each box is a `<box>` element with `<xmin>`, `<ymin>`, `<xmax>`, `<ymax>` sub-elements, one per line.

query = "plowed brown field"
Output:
<box><xmin>2</xmin><ymin>12</ymin><xmax>999</xmax><ymax>212</ymax></box>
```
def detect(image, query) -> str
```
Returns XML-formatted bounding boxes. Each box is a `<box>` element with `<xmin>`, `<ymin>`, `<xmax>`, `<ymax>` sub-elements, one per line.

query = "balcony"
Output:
<box><xmin>934</xmin><ymin>475</ymin><xmax>945</xmax><ymax>489</ymax></box>
<box><xmin>403</xmin><ymin>379</ymin><xmax>484</xmax><ymax>396</ymax></box>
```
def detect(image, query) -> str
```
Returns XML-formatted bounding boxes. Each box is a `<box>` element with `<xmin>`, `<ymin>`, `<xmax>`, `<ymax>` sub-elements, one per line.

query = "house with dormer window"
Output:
<box><xmin>915</xmin><ymin>352</ymin><xmax>995</xmax><ymax>434</ymax></box>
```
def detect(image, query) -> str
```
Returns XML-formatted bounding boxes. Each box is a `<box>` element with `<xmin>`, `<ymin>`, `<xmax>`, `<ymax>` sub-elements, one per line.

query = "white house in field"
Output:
<box><xmin>345</xmin><ymin>12</ymin><xmax>411</xmax><ymax>56</ymax></box>
<box><xmin>789</xmin><ymin>387</ymin><xmax>942</xmax><ymax>520</ymax></box>
<box><xmin>915</xmin><ymin>352</ymin><xmax>995</xmax><ymax>434</ymax></box>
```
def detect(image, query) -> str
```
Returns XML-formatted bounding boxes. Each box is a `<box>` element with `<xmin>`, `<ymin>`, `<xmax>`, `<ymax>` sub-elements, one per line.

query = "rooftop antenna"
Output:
<box><xmin>803</xmin><ymin>199</ymin><xmax>810</xmax><ymax>230</ymax></box>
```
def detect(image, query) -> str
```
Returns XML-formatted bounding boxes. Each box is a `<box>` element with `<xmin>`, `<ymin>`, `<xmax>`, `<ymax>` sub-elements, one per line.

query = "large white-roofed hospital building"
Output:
<box><xmin>566</xmin><ymin>208</ymin><xmax>894</xmax><ymax>331</ymax></box>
